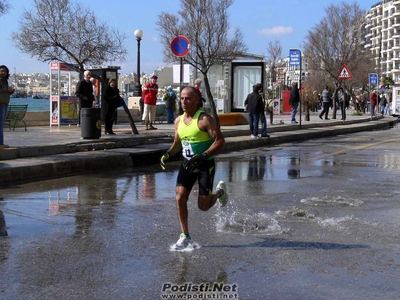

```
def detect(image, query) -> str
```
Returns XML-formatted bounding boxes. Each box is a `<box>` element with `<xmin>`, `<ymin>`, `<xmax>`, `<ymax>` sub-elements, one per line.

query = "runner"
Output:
<box><xmin>160</xmin><ymin>86</ymin><xmax>228</xmax><ymax>251</ymax></box>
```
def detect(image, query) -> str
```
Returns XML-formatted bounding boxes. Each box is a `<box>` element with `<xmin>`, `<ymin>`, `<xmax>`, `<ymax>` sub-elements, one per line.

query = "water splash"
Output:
<box><xmin>215</xmin><ymin>210</ymin><xmax>287</xmax><ymax>235</ymax></box>
<box><xmin>314</xmin><ymin>215</ymin><xmax>354</xmax><ymax>230</ymax></box>
<box><xmin>169</xmin><ymin>242</ymin><xmax>201</xmax><ymax>252</ymax></box>
<box><xmin>300</xmin><ymin>196</ymin><xmax>364</xmax><ymax>207</ymax></box>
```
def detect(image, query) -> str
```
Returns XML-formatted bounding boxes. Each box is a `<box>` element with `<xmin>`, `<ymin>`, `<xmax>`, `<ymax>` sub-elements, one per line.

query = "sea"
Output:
<box><xmin>10</xmin><ymin>97</ymin><xmax>52</xmax><ymax>112</ymax></box>
<box><xmin>9</xmin><ymin>97</ymin><xmax>128</xmax><ymax>112</ymax></box>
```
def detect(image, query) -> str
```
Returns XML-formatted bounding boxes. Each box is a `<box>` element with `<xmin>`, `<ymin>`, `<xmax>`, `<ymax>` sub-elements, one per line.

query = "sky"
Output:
<box><xmin>2</xmin><ymin>0</ymin><xmax>379</xmax><ymax>75</ymax></box>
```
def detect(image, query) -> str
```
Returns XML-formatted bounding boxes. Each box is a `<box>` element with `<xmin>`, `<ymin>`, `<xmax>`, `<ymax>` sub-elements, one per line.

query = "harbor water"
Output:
<box><xmin>9</xmin><ymin>97</ymin><xmax>128</xmax><ymax>112</ymax></box>
<box><xmin>10</xmin><ymin>97</ymin><xmax>52</xmax><ymax>112</ymax></box>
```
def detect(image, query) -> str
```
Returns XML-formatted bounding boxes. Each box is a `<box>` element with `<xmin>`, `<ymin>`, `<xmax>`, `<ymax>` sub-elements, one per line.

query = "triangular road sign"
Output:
<box><xmin>338</xmin><ymin>64</ymin><xmax>353</xmax><ymax>79</ymax></box>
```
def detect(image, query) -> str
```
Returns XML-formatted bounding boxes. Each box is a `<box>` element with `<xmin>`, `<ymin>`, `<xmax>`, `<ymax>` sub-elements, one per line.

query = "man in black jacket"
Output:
<box><xmin>289</xmin><ymin>82</ymin><xmax>300</xmax><ymax>124</ymax></box>
<box><xmin>244</xmin><ymin>85</ymin><xmax>264</xmax><ymax>139</ymax></box>
<box><xmin>75</xmin><ymin>70</ymin><xmax>95</xmax><ymax>125</ymax></box>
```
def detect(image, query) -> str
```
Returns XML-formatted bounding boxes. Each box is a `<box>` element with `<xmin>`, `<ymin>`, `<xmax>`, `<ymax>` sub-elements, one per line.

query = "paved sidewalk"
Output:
<box><xmin>0</xmin><ymin>111</ymin><xmax>396</xmax><ymax>186</ymax></box>
<box><xmin>1</xmin><ymin>111</ymin><xmax>383</xmax><ymax>148</ymax></box>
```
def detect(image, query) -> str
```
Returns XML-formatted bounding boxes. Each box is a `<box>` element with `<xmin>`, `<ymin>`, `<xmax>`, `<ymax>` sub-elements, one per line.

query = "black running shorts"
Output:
<box><xmin>176</xmin><ymin>158</ymin><xmax>216</xmax><ymax>195</ymax></box>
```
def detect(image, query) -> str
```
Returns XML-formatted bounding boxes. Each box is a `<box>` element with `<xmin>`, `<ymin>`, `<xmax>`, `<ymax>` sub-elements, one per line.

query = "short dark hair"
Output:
<box><xmin>181</xmin><ymin>86</ymin><xmax>200</xmax><ymax>100</ymax></box>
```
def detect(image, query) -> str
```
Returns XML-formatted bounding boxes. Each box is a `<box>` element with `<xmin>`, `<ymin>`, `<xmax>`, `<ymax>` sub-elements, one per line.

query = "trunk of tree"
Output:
<box><xmin>121</xmin><ymin>101</ymin><xmax>139</xmax><ymax>134</ymax></box>
<box><xmin>203</xmin><ymin>74</ymin><xmax>221</xmax><ymax>128</ymax></box>
<box><xmin>305</xmin><ymin>106</ymin><xmax>310</xmax><ymax>121</ymax></box>
<box><xmin>332</xmin><ymin>89</ymin><xmax>338</xmax><ymax>119</ymax></box>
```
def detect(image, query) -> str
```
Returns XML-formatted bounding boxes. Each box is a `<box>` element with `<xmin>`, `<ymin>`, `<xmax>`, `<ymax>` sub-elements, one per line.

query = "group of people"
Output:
<box><xmin>244</xmin><ymin>83</ymin><xmax>270</xmax><ymax>139</ymax></box>
<box><xmin>0</xmin><ymin>65</ymin><xmax>14</xmax><ymax>149</ymax></box>
<box><xmin>75</xmin><ymin>70</ymin><xmax>124</xmax><ymax>135</ymax></box>
<box><xmin>75</xmin><ymin>71</ymin><xmax>163</xmax><ymax>134</ymax></box>
<box><xmin>370</xmin><ymin>90</ymin><xmax>391</xmax><ymax>116</ymax></box>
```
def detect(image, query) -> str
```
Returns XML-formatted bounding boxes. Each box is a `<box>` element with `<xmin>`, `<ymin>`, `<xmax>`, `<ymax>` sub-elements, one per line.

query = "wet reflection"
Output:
<box><xmin>0</xmin><ymin>196</ymin><xmax>6</xmax><ymax>237</ymax></box>
<box><xmin>247</xmin><ymin>156</ymin><xmax>266</xmax><ymax>181</ymax></box>
<box><xmin>142</xmin><ymin>174</ymin><xmax>156</xmax><ymax>200</ymax></box>
<box><xmin>0</xmin><ymin>210</ymin><xmax>6</xmax><ymax>237</ymax></box>
<box><xmin>173</xmin><ymin>255</ymin><xmax>227</xmax><ymax>288</ymax></box>
<box><xmin>287</xmin><ymin>156</ymin><xmax>301</xmax><ymax>179</ymax></box>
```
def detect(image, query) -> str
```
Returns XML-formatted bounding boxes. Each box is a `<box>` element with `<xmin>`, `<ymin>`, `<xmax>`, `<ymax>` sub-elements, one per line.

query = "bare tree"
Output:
<box><xmin>13</xmin><ymin>0</ymin><xmax>127</xmax><ymax>76</ymax></box>
<box><xmin>156</xmin><ymin>0</ymin><xmax>247</xmax><ymax>127</ymax></box>
<box><xmin>0</xmin><ymin>0</ymin><xmax>10</xmax><ymax>16</ymax></box>
<box><xmin>266</xmin><ymin>39</ymin><xmax>283</xmax><ymax>83</ymax></box>
<box><xmin>303</xmin><ymin>1</ymin><xmax>374</xmax><ymax>118</ymax></box>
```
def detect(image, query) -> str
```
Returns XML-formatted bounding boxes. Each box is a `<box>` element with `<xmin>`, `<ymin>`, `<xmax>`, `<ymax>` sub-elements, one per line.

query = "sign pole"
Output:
<box><xmin>289</xmin><ymin>49</ymin><xmax>302</xmax><ymax>127</ymax></box>
<box><xmin>180</xmin><ymin>57</ymin><xmax>183</xmax><ymax>98</ymax></box>
<box><xmin>170</xmin><ymin>35</ymin><xmax>191</xmax><ymax>112</ymax></box>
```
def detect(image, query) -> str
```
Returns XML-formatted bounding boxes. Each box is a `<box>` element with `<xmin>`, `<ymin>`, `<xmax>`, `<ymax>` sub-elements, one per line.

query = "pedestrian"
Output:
<box><xmin>289</xmin><ymin>82</ymin><xmax>300</xmax><ymax>124</ymax></box>
<box><xmin>379</xmin><ymin>93</ymin><xmax>387</xmax><ymax>115</ymax></box>
<box><xmin>256</xmin><ymin>83</ymin><xmax>270</xmax><ymax>137</ymax></box>
<box><xmin>385</xmin><ymin>94</ymin><xmax>392</xmax><ymax>115</ymax></box>
<box><xmin>104</xmin><ymin>78</ymin><xmax>122</xmax><ymax>135</ymax></box>
<box><xmin>0</xmin><ymin>65</ymin><xmax>14</xmax><ymax>149</ymax></box>
<box><xmin>244</xmin><ymin>85</ymin><xmax>264</xmax><ymax>139</ymax></box>
<box><xmin>355</xmin><ymin>91</ymin><xmax>362</xmax><ymax>112</ymax></box>
<box><xmin>319</xmin><ymin>85</ymin><xmax>332</xmax><ymax>120</ymax></box>
<box><xmin>163</xmin><ymin>86</ymin><xmax>177</xmax><ymax>124</ymax></box>
<box><xmin>339</xmin><ymin>88</ymin><xmax>349</xmax><ymax>121</ymax></box>
<box><xmin>159</xmin><ymin>86</ymin><xmax>227</xmax><ymax>251</ymax></box>
<box><xmin>139</xmin><ymin>97</ymin><xmax>144</xmax><ymax>123</ymax></box>
<box><xmin>89</xmin><ymin>77</ymin><xmax>99</xmax><ymax>107</ymax></box>
<box><xmin>142</xmin><ymin>75</ymin><xmax>158</xmax><ymax>130</ymax></box>
<box><xmin>194</xmin><ymin>78</ymin><xmax>206</xmax><ymax>109</ymax></box>
<box><xmin>370</xmin><ymin>90</ymin><xmax>378</xmax><ymax>117</ymax></box>
<box><xmin>75</xmin><ymin>70</ymin><xmax>95</xmax><ymax>126</ymax></box>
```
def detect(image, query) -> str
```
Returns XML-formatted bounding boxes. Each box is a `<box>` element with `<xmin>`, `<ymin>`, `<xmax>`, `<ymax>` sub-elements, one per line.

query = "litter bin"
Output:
<box><xmin>81</xmin><ymin>107</ymin><xmax>101</xmax><ymax>139</ymax></box>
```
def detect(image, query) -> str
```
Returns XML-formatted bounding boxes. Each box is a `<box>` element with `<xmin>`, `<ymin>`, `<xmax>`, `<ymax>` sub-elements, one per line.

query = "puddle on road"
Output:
<box><xmin>0</xmin><ymin>150</ymin><xmax>389</xmax><ymax>238</ymax></box>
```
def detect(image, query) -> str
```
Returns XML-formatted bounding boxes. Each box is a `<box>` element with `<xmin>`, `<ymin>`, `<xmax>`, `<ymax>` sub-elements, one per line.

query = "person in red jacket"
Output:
<box><xmin>370</xmin><ymin>90</ymin><xmax>377</xmax><ymax>117</ymax></box>
<box><xmin>142</xmin><ymin>75</ymin><xmax>158</xmax><ymax>130</ymax></box>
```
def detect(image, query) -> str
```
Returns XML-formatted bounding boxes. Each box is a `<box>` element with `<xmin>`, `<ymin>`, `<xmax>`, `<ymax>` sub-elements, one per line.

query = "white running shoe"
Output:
<box><xmin>216</xmin><ymin>180</ymin><xmax>228</xmax><ymax>207</ymax></box>
<box><xmin>250</xmin><ymin>134</ymin><xmax>259</xmax><ymax>139</ymax></box>
<box><xmin>174</xmin><ymin>233</ymin><xmax>193</xmax><ymax>250</ymax></box>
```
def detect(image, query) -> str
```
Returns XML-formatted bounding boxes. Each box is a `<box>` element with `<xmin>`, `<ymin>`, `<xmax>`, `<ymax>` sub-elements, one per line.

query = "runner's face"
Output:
<box><xmin>180</xmin><ymin>88</ymin><xmax>199</xmax><ymax>112</ymax></box>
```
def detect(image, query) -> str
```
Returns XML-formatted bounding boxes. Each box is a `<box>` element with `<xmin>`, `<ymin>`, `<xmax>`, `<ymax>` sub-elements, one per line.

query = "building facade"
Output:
<box><xmin>364</xmin><ymin>0</ymin><xmax>400</xmax><ymax>82</ymax></box>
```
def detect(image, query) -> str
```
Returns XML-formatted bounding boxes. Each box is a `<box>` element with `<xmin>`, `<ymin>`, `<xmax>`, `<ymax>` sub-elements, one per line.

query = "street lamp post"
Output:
<box><xmin>133</xmin><ymin>29</ymin><xmax>143</xmax><ymax>97</ymax></box>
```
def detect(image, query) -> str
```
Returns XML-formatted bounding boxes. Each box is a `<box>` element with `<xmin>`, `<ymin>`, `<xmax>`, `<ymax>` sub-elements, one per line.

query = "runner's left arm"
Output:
<box><xmin>199</xmin><ymin>114</ymin><xmax>225</xmax><ymax>157</ymax></box>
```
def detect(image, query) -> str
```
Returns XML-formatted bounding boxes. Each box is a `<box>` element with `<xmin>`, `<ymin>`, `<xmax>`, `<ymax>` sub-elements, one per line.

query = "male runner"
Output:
<box><xmin>160</xmin><ymin>86</ymin><xmax>228</xmax><ymax>250</ymax></box>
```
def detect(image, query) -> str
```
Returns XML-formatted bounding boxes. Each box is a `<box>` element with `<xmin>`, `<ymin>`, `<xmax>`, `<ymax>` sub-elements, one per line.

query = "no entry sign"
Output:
<box><xmin>171</xmin><ymin>35</ymin><xmax>190</xmax><ymax>57</ymax></box>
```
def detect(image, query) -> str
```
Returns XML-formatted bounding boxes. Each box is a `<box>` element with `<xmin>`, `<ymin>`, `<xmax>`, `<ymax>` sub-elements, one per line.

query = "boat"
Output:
<box><xmin>32</xmin><ymin>94</ymin><xmax>48</xmax><ymax>99</ymax></box>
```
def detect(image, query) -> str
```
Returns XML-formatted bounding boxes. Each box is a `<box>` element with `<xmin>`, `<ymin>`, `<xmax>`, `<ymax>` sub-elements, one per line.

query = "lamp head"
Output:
<box><xmin>134</xmin><ymin>29</ymin><xmax>143</xmax><ymax>39</ymax></box>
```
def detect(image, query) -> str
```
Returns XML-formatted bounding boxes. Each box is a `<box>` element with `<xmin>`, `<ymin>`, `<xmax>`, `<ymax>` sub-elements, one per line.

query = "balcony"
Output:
<box><xmin>393</xmin><ymin>11</ymin><xmax>400</xmax><ymax>17</ymax></box>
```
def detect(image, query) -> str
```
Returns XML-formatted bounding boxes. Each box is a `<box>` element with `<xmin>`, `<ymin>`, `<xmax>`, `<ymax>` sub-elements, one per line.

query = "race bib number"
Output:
<box><xmin>182</xmin><ymin>141</ymin><xmax>194</xmax><ymax>158</ymax></box>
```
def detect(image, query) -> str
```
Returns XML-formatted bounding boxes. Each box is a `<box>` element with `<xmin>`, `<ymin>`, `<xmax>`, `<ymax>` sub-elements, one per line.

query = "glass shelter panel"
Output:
<box><xmin>233</xmin><ymin>66</ymin><xmax>262</xmax><ymax>110</ymax></box>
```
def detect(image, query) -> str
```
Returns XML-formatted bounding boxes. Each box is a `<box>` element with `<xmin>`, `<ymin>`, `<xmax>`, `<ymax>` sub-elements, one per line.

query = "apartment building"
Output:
<box><xmin>364</xmin><ymin>0</ymin><xmax>400</xmax><ymax>113</ymax></box>
<box><xmin>364</xmin><ymin>0</ymin><xmax>400</xmax><ymax>82</ymax></box>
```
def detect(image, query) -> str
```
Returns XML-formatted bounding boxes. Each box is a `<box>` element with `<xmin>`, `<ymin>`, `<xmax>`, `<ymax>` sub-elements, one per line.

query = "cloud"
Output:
<box><xmin>258</xmin><ymin>26</ymin><xmax>294</xmax><ymax>36</ymax></box>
